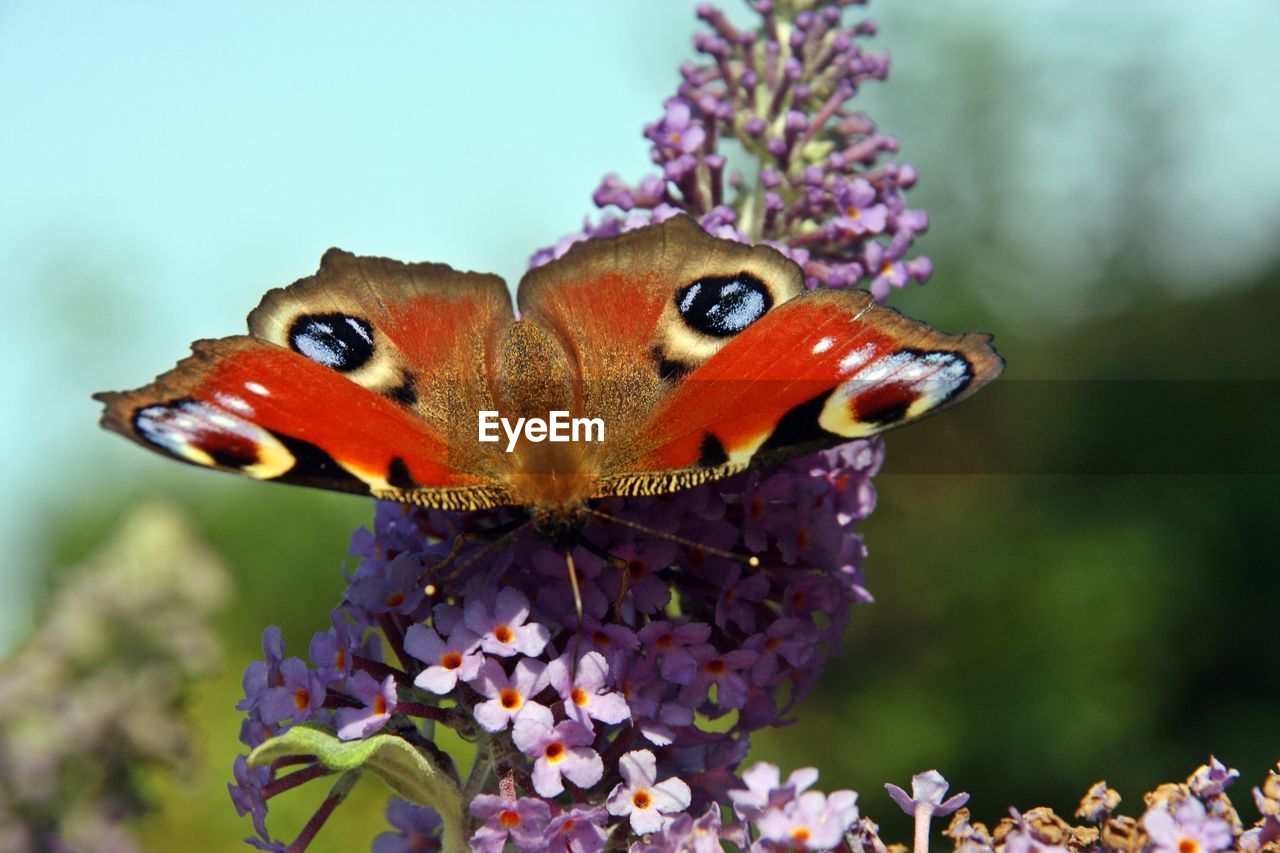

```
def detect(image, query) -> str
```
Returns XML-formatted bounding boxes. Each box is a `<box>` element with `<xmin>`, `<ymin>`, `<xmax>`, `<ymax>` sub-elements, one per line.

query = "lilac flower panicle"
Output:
<box><xmin>531</xmin><ymin>0</ymin><xmax>933</xmax><ymax>301</ymax></box>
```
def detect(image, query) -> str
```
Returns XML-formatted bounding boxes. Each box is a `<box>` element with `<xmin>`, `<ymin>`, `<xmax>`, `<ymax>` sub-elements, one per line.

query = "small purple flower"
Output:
<box><xmin>346</xmin><ymin>552</ymin><xmax>426</xmax><ymax>616</ymax></box>
<box><xmin>403</xmin><ymin>622</ymin><xmax>483</xmax><ymax>695</ymax></box>
<box><xmin>629</xmin><ymin>804</ymin><xmax>724</xmax><ymax>852</ymax></box>
<box><xmin>472</xmin><ymin>658</ymin><xmax>548</xmax><ymax>733</ymax></box>
<box><xmin>470</xmin><ymin>795</ymin><xmax>551</xmax><ymax>853</ymax></box>
<box><xmin>885</xmin><ymin>769</ymin><xmax>970</xmax><ymax>820</ymax></box>
<box><xmin>863</xmin><ymin>241</ymin><xmax>910</xmax><ymax>302</ymax></box>
<box><xmin>745</xmin><ymin>618</ymin><xmax>818</xmax><ymax>686</ymax></box>
<box><xmin>372</xmin><ymin>798</ymin><xmax>441</xmax><ymax>853</ymax></box>
<box><xmin>1143</xmin><ymin>798</ymin><xmax>1233</xmax><ymax>853</ymax></box>
<box><xmin>608</xmin><ymin>539</ymin><xmax>676</xmax><ymax>622</ymax></box>
<box><xmin>512</xmin><ymin>705</ymin><xmax>604</xmax><ymax>797</ymax></box>
<box><xmin>335</xmin><ymin>672</ymin><xmax>397</xmax><ymax>740</ymax></box>
<box><xmin>545</xmin><ymin>806</ymin><xmax>608</xmax><ymax>853</ymax></box>
<box><xmin>228</xmin><ymin>754</ymin><xmax>273</xmax><ymax>842</ymax></box>
<box><xmin>1189</xmin><ymin>756</ymin><xmax>1241</xmax><ymax>798</ymax></box>
<box><xmin>606</xmin><ymin>750</ymin><xmax>693</xmax><ymax>834</ymax></box>
<box><xmin>679</xmin><ymin>644</ymin><xmax>758</xmax><ymax>711</ymax></box>
<box><xmin>713</xmin><ymin>564</ymin><xmax>770</xmax><ymax>633</ymax></box>
<box><xmin>637</xmin><ymin>620</ymin><xmax>710</xmax><ymax>684</ymax></box>
<box><xmin>464</xmin><ymin>588</ymin><xmax>551</xmax><ymax>658</ymax></box>
<box><xmin>729</xmin><ymin>762</ymin><xmax>819</xmax><ymax>820</ymax></box>
<box><xmin>577</xmin><ymin>618</ymin><xmax>640</xmax><ymax>674</ymax></box>
<box><xmin>756</xmin><ymin>789</ymin><xmax>860</xmax><ymax>850</ymax></box>
<box><xmin>832</xmin><ymin>177</ymin><xmax>888</xmax><ymax>237</ymax></box>
<box><xmin>257</xmin><ymin>657</ymin><xmax>325</xmax><ymax>725</ymax></box>
<box><xmin>648</xmin><ymin>98</ymin><xmax>707</xmax><ymax>155</ymax></box>
<box><xmin>237</xmin><ymin>625</ymin><xmax>287</xmax><ymax>715</ymax></box>
<box><xmin>546</xmin><ymin>650</ymin><xmax>630</xmax><ymax>730</ymax></box>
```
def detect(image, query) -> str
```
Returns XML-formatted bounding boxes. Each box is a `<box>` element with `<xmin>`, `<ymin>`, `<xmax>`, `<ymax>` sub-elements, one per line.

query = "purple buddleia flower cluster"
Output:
<box><xmin>230</xmin><ymin>443</ymin><xmax>881</xmax><ymax>850</ymax></box>
<box><xmin>530</xmin><ymin>0</ymin><xmax>932</xmax><ymax>301</ymax></box>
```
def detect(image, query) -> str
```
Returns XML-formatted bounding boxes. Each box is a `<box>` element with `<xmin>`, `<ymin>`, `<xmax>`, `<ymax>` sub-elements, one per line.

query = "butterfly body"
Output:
<box><xmin>96</xmin><ymin>217</ymin><xmax>1003</xmax><ymax>520</ymax></box>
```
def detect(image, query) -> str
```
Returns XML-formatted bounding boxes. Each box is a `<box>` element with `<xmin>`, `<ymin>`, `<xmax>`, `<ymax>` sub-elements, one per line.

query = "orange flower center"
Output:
<box><xmin>627</xmin><ymin>559</ymin><xmax>647</xmax><ymax>580</ymax></box>
<box><xmin>846</xmin><ymin>206</ymin><xmax>861</xmax><ymax>219</ymax></box>
<box><xmin>493</xmin><ymin>624</ymin><xmax>514</xmax><ymax>644</ymax></box>
<box><xmin>655</xmin><ymin>634</ymin><xmax>675</xmax><ymax>650</ymax></box>
<box><xmin>500</xmin><ymin>689</ymin><xmax>522</xmax><ymax>710</ymax></box>
<box><xmin>792</xmin><ymin>826</ymin><xmax>812</xmax><ymax>843</ymax></box>
<box><xmin>499</xmin><ymin>810</ymin><xmax>521</xmax><ymax>828</ymax></box>
<box><xmin>334</xmin><ymin>648</ymin><xmax>346</xmax><ymax>669</ymax></box>
<box><xmin>545</xmin><ymin>742</ymin><xmax>565</xmax><ymax>762</ymax></box>
<box><xmin>592</xmin><ymin>630</ymin><xmax>610</xmax><ymax>646</ymax></box>
<box><xmin>373</xmin><ymin>694</ymin><xmax>388</xmax><ymax>715</ymax></box>
<box><xmin>441</xmin><ymin>652</ymin><xmax>463</xmax><ymax>670</ymax></box>
<box><xmin>293</xmin><ymin>688</ymin><xmax>311</xmax><ymax>711</ymax></box>
<box><xmin>1179</xmin><ymin>841</ymin><xmax>1200</xmax><ymax>853</ymax></box>
<box><xmin>705</xmin><ymin>659</ymin><xmax>726</xmax><ymax>675</ymax></box>
<box><xmin>632</xmin><ymin>790</ymin><xmax>652</xmax><ymax>810</ymax></box>
<box><xmin>571</xmin><ymin>688</ymin><xmax>589</xmax><ymax>707</ymax></box>
<box><xmin>384</xmin><ymin>591</ymin><xmax>405</xmax><ymax>608</ymax></box>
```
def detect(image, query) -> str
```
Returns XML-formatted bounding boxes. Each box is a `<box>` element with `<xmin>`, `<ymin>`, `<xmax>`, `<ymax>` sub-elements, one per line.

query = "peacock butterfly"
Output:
<box><xmin>95</xmin><ymin>216</ymin><xmax>1003</xmax><ymax>532</ymax></box>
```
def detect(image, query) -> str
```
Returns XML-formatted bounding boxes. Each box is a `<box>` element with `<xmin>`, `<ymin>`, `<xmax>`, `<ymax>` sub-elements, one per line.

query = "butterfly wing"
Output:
<box><xmin>604</xmin><ymin>289</ymin><xmax>1002</xmax><ymax>495</ymax></box>
<box><xmin>514</xmin><ymin>216</ymin><xmax>1002</xmax><ymax>498</ymax></box>
<box><xmin>96</xmin><ymin>249</ymin><xmax>516</xmax><ymax>509</ymax></box>
<box><xmin>517</xmin><ymin>217</ymin><xmax>808</xmax><ymax>471</ymax></box>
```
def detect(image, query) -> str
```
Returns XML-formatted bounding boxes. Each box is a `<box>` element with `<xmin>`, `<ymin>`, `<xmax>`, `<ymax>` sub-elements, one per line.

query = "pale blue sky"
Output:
<box><xmin>2</xmin><ymin>0</ymin><xmax>1277</xmax><ymax>647</ymax></box>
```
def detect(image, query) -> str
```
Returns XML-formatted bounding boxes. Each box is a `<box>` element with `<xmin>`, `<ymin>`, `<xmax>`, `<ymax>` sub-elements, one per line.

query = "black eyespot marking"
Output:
<box><xmin>289</xmin><ymin>313</ymin><xmax>374</xmax><ymax>372</ymax></box>
<box><xmin>387</xmin><ymin>456</ymin><xmax>418</xmax><ymax>490</ymax></box>
<box><xmin>650</xmin><ymin>346</ymin><xmax>693</xmax><ymax>382</ymax></box>
<box><xmin>697</xmin><ymin>433</ymin><xmax>729</xmax><ymax>467</ymax></box>
<box><xmin>388</xmin><ymin>372</ymin><xmax>418</xmax><ymax>406</ymax></box>
<box><xmin>675</xmin><ymin>273</ymin><xmax>772</xmax><ymax>338</ymax></box>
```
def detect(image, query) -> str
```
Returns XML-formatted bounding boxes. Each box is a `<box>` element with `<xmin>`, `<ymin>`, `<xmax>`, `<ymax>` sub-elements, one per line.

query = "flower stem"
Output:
<box><xmin>286</xmin><ymin>770</ymin><xmax>361</xmax><ymax>853</ymax></box>
<box><xmin>913</xmin><ymin>804</ymin><xmax>932</xmax><ymax>853</ymax></box>
<box><xmin>263</xmin><ymin>763</ymin><xmax>332</xmax><ymax>800</ymax></box>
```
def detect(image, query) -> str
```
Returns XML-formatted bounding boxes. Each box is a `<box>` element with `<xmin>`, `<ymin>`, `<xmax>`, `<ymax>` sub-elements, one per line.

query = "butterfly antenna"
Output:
<box><xmin>586</xmin><ymin>507</ymin><xmax>760</xmax><ymax>569</ymax></box>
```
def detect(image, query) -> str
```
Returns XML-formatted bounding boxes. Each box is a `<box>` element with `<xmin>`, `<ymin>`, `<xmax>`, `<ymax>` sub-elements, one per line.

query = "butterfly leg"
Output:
<box><xmin>426</xmin><ymin>516</ymin><xmax>532</xmax><ymax>583</ymax></box>
<box><xmin>574</xmin><ymin>536</ymin><xmax>632</xmax><ymax>615</ymax></box>
<box><xmin>564</xmin><ymin>549</ymin><xmax>586</xmax><ymax>676</ymax></box>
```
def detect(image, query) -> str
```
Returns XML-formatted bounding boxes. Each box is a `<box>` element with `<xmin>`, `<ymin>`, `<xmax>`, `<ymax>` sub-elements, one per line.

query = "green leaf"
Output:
<box><xmin>249</xmin><ymin>724</ymin><xmax>468</xmax><ymax>853</ymax></box>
